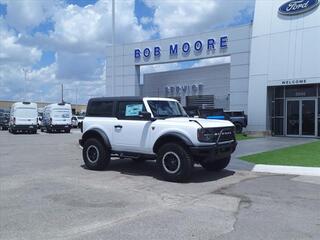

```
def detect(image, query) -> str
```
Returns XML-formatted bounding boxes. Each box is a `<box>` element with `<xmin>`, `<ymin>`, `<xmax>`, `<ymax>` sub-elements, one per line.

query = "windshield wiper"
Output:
<box><xmin>162</xmin><ymin>115</ymin><xmax>186</xmax><ymax>118</ymax></box>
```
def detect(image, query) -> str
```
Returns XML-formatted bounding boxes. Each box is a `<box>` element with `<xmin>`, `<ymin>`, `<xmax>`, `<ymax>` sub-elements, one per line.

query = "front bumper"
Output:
<box><xmin>190</xmin><ymin>141</ymin><xmax>237</xmax><ymax>160</ymax></box>
<box><xmin>11</xmin><ymin>125</ymin><xmax>37</xmax><ymax>131</ymax></box>
<box><xmin>49</xmin><ymin>124</ymin><xmax>71</xmax><ymax>130</ymax></box>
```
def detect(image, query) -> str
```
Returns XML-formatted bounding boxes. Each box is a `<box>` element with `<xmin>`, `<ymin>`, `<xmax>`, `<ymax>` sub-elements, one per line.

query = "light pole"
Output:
<box><xmin>61</xmin><ymin>84</ymin><xmax>64</xmax><ymax>103</ymax></box>
<box><xmin>112</xmin><ymin>0</ymin><xmax>115</xmax><ymax>97</ymax></box>
<box><xmin>106</xmin><ymin>0</ymin><xmax>115</xmax><ymax>96</ymax></box>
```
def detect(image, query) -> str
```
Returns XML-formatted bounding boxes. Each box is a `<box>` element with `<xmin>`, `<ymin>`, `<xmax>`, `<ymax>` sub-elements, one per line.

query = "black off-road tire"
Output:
<box><xmin>156</xmin><ymin>142</ymin><xmax>194</xmax><ymax>182</ymax></box>
<box><xmin>235</xmin><ymin>123</ymin><xmax>243</xmax><ymax>134</ymax></box>
<box><xmin>65</xmin><ymin>129</ymin><xmax>70</xmax><ymax>133</ymax></box>
<box><xmin>200</xmin><ymin>156</ymin><xmax>231</xmax><ymax>171</ymax></box>
<box><xmin>83</xmin><ymin>138</ymin><xmax>110</xmax><ymax>170</ymax></box>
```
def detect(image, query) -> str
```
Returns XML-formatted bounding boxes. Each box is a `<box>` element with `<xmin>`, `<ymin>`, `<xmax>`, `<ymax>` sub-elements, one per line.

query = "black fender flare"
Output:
<box><xmin>82</xmin><ymin>128</ymin><xmax>111</xmax><ymax>150</ymax></box>
<box><xmin>153</xmin><ymin>132</ymin><xmax>193</xmax><ymax>153</ymax></box>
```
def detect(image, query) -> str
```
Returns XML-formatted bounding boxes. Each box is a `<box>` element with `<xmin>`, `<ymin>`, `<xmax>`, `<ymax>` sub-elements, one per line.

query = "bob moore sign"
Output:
<box><xmin>165</xmin><ymin>84</ymin><xmax>203</xmax><ymax>96</ymax></box>
<box><xmin>278</xmin><ymin>0</ymin><xmax>319</xmax><ymax>15</ymax></box>
<box><xmin>134</xmin><ymin>36</ymin><xmax>228</xmax><ymax>60</ymax></box>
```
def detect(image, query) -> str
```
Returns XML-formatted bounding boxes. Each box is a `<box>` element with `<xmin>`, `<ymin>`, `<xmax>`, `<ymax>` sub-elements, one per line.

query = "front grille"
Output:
<box><xmin>207</xmin><ymin>127</ymin><xmax>235</xmax><ymax>143</ymax></box>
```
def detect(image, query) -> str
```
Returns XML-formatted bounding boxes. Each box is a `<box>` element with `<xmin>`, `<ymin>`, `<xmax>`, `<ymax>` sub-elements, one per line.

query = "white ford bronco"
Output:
<box><xmin>79</xmin><ymin>97</ymin><xmax>237</xmax><ymax>182</ymax></box>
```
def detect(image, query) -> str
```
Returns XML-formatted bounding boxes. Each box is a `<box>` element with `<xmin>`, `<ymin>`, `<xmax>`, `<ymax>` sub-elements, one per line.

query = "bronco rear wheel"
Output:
<box><xmin>157</xmin><ymin>142</ymin><xmax>193</xmax><ymax>182</ymax></box>
<box><xmin>83</xmin><ymin>138</ymin><xmax>110</xmax><ymax>170</ymax></box>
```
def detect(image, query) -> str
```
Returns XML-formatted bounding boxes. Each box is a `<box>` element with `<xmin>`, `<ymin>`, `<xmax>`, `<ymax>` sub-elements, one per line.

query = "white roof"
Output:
<box><xmin>46</xmin><ymin>103</ymin><xmax>71</xmax><ymax>108</ymax></box>
<box><xmin>13</xmin><ymin>102</ymin><xmax>37</xmax><ymax>107</ymax></box>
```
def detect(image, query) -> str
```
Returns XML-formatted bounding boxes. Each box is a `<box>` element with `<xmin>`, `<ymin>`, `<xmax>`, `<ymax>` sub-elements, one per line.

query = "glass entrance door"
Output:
<box><xmin>287</xmin><ymin>100</ymin><xmax>300</xmax><ymax>135</ymax></box>
<box><xmin>286</xmin><ymin>99</ymin><xmax>316</xmax><ymax>136</ymax></box>
<box><xmin>302</xmin><ymin>100</ymin><xmax>315</xmax><ymax>135</ymax></box>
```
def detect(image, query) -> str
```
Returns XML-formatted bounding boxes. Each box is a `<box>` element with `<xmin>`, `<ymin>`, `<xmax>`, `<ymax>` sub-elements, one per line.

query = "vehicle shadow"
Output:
<box><xmin>10</xmin><ymin>131</ymin><xmax>38</xmax><ymax>135</ymax></box>
<box><xmin>81</xmin><ymin>158</ymin><xmax>235</xmax><ymax>183</ymax></box>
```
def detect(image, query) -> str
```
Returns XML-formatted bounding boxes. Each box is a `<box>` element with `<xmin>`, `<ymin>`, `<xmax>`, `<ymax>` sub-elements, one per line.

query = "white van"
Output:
<box><xmin>9</xmin><ymin>102</ymin><xmax>38</xmax><ymax>134</ymax></box>
<box><xmin>42</xmin><ymin>103</ymin><xmax>72</xmax><ymax>133</ymax></box>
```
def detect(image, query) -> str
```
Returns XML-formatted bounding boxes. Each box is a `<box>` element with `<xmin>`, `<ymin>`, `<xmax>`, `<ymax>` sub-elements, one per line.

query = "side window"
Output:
<box><xmin>117</xmin><ymin>101</ymin><xmax>145</xmax><ymax>120</ymax></box>
<box><xmin>87</xmin><ymin>101</ymin><xmax>113</xmax><ymax>117</ymax></box>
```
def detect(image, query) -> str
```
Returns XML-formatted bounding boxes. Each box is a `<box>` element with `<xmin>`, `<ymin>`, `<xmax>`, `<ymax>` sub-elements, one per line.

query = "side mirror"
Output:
<box><xmin>139</xmin><ymin>111</ymin><xmax>153</xmax><ymax>121</ymax></box>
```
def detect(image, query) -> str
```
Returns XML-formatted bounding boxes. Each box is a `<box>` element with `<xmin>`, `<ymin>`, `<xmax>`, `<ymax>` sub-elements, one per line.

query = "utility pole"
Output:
<box><xmin>75</xmin><ymin>87</ymin><xmax>78</xmax><ymax>106</ymax></box>
<box><xmin>22</xmin><ymin>68</ymin><xmax>29</xmax><ymax>101</ymax></box>
<box><xmin>61</xmin><ymin>84</ymin><xmax>64</xmax><ymax>103</ymax></box>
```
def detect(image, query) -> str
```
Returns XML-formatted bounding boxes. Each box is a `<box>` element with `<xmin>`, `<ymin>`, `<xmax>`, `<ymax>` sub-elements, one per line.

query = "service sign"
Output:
<box><xmin>278</xmin><ymin>0</ymin><xmax>319</xmax><ymax>15</ymax></box>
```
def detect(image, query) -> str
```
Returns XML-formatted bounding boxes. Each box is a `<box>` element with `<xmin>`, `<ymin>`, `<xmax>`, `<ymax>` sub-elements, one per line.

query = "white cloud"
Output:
<box><xmin>0</xmin><ymin>0</ymin><xmax>255</xmax><ymax>103</ymax></box>
<box><xmin>141</xmin><ymin>62</ymin><xmax>180</xmax><ymax>74</ymax></box>
<box><xmin>140</xmin><ymin>62</ymin><xmax>180</xmax><ymax>84</ymax></box>
<box><xmin>55</xmin><ymin>51</ymin><xmax>104</xmax><ymax>81</ymax></box>
<box><xmin>140</xmin><ymin>16</ymin><xmax>153</xmax><ymax>25</ymax></box>
<box><xmin>0</xmin><ymin>0</ymin><xmax>58</xmax><ymax>32</ymax></box>
<box><xmin>21</xmin><ymin>0</ymin><xmax>153</xmax><ymax>54</ymax></box>
<box><xmin>12</xmin><ymin>0</ymin><xmax>155</xmax><ymax>97</ymax></box>
<box><xmin>192</xmin><ymin>56</ymin><xmax>230</xmax><ymax>68</ymax></box>
<box><xmin>0</xmin><ymin>18</ymin><xmax>41</xmax><ymax>66</ymax></box>
<box><xmin>144</xmin><ymin>0</ymin><xmax>255</xmax><ymax>38</ymax></box>
<box><xmin>0</xmin><ymin>61</ymin><xmax>104</xmax><ymax>104</ymax></box>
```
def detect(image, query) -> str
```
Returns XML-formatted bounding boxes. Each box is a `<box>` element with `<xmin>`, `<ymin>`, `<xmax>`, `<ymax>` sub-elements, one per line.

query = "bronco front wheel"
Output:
<box><xmin>200</xmin><ymin>156</ymin><xmax>231</xmax><ymax>171</ymax></box>
<box><xmin>157</xmin><ymin>143</ymin><xmax>193</xmax><ymax>182</ymax></box>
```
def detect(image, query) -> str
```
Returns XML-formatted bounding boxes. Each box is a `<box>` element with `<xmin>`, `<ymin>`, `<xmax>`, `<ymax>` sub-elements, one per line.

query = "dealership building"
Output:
<box><xmin>105</xmin><ymin>0</ymin><xmax>320</xmax><ymax>137</ymax></box>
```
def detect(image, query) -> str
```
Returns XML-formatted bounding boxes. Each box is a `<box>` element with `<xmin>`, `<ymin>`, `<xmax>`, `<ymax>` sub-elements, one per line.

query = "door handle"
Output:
<box><xmin>114</xmin><ymin>125</ymin><xmax>123</xmax><ymax>129</ymax></box>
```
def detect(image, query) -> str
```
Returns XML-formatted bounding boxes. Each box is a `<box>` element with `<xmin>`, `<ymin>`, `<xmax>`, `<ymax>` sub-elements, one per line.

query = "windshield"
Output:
<box><xmin>16</xmin><ymin>107</ymin><xmax>37</xmax><ymax>118</ymax></box>
<box><xmin>148</xmin><ymin>100</ymin><xmax>188</xmax><ymax>118</ymax></box>
<box><xmin>53</xmin><ymin>109</ymin><xmax>70</xmax><ymax>118</ymax></box>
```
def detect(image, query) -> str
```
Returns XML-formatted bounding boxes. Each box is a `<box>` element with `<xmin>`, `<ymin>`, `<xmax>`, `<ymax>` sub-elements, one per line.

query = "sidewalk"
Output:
<box><xmin>228</xmin><ymin>137</ymin><xmax>317</xmax><ymax>175</ymax></box>
<box><xmin>253</xmin><ymin>164</ymin><xmax>320</xmax><ymax>177</ymax></box>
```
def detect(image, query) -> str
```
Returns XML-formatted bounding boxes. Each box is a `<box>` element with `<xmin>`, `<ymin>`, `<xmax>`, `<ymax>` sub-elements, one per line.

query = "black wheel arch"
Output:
<box><xmin>233</xmin><ymin>121</ymin><xmax>242</xmax><ymax>127</ymax></box>
<box><xmin>153</xmin><ymin>132</ymin><xmax>193</xmax><ymax>153</ymax></box>
<box><xmin>82</xmin><ymin>128</ymin><xmax>111</xmax><ymax>150</ymax></box>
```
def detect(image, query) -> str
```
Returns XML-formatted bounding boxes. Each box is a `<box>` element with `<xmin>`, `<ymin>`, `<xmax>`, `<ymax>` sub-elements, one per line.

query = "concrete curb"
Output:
<box><xmin>252</xmin><ymin>164</ymin><xmax>320</xmax><ymax>177</ymax></box>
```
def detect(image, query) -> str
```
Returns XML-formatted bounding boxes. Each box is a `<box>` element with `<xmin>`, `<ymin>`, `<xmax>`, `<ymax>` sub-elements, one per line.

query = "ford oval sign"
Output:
<box><xmin>279</xmin><ymin>0</ymin><xmax>319</xmax><ymax>15</ymax></box>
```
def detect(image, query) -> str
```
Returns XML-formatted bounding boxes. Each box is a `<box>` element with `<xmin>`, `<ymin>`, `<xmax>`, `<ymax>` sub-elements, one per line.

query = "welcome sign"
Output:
<box><xmin>278</xmin><ymin>0</ymin><xmax>319</xmax><ymax>15</ymax></box>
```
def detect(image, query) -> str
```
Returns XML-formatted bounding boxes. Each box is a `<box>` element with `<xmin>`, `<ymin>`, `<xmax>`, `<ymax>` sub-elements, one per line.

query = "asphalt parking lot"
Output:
<box><xmin>0</xmin><ymin>130</ymin><xmax>319</xmax><ymax>240</ymax></box>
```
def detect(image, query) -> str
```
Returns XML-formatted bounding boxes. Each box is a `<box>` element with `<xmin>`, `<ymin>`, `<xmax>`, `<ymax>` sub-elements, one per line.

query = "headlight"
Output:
<box><xmin>197</xmin><ymin>128</ymin><xmax>214</xmax><ymax>142</ymax></box>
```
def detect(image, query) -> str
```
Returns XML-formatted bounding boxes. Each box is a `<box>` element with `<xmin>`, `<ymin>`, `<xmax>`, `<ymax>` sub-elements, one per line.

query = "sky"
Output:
<box><xmin>0</xmin><ymin>0</ymin><xmax>255</xmax><ymax>104</ymax></box>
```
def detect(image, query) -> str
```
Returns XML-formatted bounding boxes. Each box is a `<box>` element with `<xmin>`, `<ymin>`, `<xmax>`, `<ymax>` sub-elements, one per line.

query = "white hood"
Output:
<box><xmin>164</xmin><ymin>117</ymin><xmax>234</xmax><ymax>128</ymax></box>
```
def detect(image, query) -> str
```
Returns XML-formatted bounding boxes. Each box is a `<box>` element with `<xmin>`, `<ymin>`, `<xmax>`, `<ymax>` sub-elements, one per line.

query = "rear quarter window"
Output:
<box><xmin>87</xmin><ymin>101</ymin><xmax>114</xmax><ymax>117</ymax></box>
